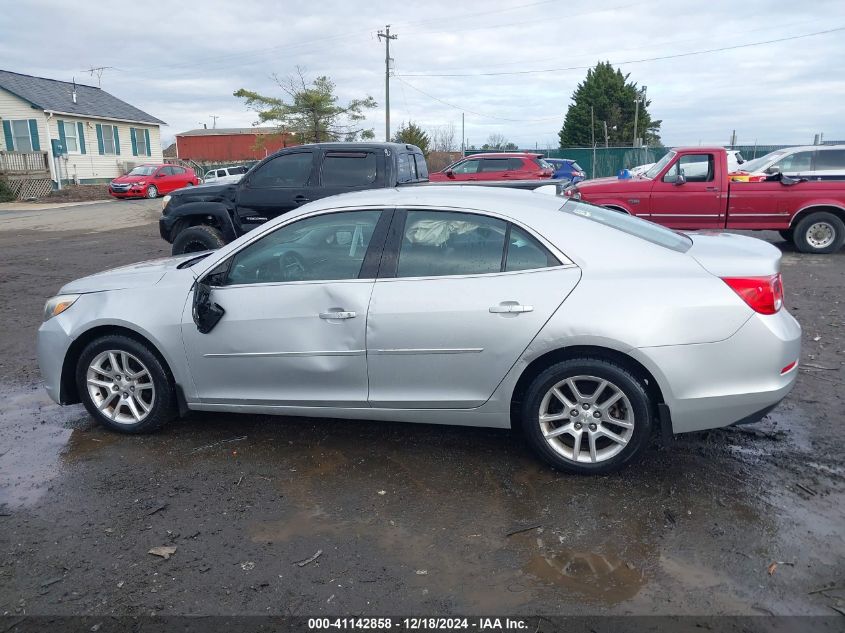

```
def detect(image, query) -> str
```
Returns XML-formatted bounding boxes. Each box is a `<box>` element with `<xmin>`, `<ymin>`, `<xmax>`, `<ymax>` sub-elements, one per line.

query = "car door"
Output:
<box><xmin>477</xmin><ymin>157</ymin><xmax>509</xmax><ymax>180</ymax></box>
<box><xmin>648</xmin><ymin>152</ymin><xmax>723</xmax><ymax>229</ymax></box>
<box><xmin>366</xmin><ymin>209</ymin><xmax>581</xmax><ymax>409</ymax></box>
<box><xmin>181</xmin><ymin>208</ymin><xmax>390</xmax><ymax>406</ymax></box>
<box><xmin>447</xmin><ymin>158</ymin><xmax>481</xmax><ymax>181</ymax></box>
<box><xmin>152</xmin><ymin>166</ymin><xmax>172</xmax><ymax>192</ymax></box>
<box><xmin>167</xmin><ymin>166</ymin><xmax>187</xmax><ymax>192</ymax></box>
<box><xmin>235</xmin><ymin>150</ymin><xmax>316</xmax><ymax>232</ymax></box>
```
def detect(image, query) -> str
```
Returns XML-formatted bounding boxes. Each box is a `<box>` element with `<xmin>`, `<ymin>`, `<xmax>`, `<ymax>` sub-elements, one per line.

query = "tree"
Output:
<box><xmin>481</xmin><ymin>133</ymin><xmax>513</xmax><ymax>150</ymax></box>
<box><xmin>234</xmin><ymin>68</ymin><xmax>377</xmax><ymax>143</ymax></box>
<box><xmin>558</xmin><ymin>61</ymin><xmax>661</xmax><ymax>147</ymax></box>
<box><xmin>392</xmin><ymin>121</ymin><xmax>431</xmax><ymax>155</ymax></box>
<box><xmin>430</xmin><ymin>123</ymin><xmax>458</xmax><ymax>152</ymax></box>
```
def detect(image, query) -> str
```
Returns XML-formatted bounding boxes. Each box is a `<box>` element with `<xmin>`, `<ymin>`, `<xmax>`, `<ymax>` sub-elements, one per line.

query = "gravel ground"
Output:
<box><xmin>0</xmin><ymin>200</ymin><xmax>843</xmax><ymax>617</ymax></box>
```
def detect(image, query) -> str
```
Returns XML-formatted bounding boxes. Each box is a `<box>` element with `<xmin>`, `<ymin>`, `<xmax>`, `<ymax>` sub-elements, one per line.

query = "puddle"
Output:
<box><xmin>522</xmin><ymin>542</ymin><xmax>645</xmax><ymax>604</ymax></box>
<box><xmin>0</xmin><ymin>384</ymin><xmax>87</xmax><ymax>508</ymax></box>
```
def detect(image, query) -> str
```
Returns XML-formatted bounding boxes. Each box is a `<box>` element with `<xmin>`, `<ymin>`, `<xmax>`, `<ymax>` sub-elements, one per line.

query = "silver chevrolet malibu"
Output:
<box><xmin>37</xmin><ymin>186</ymin><xmax>801</xmax><ymax>474</ymax></box>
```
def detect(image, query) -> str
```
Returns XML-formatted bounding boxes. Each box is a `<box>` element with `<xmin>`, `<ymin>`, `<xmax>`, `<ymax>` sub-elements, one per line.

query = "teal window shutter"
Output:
<box><xmin>96</xmin><ymin>124</ymin><xmax>104</xmax><ymax>154</ymax></box>
<box><xmin>130</xmin><ymin>128</ymin><xmax>138</xmax><ymax>156</ymax></box>
<box><xmin>144</xmin><ymin>129</ymin><xmax>151</xmax><ymax>156</ymax></box>
<box><xmin>57</xmin><ymin>120</ymin><xmax>67</xmax><ymax>150</ymax></box>
<box><xmin>77</xmin><ymin>122</ymin><xmax>86</xmax><ymax>154</ymax></box>
<box><xmin>28</xmin><ymin>119</ymin><xmax>40</xmax><ymax>151</ymax></box>
<box><xmin>113</xmin><ymin>126</ymin><xmax>120</xmax><ymax>155</ymax></box>
<box><xmin>2</xmin><ymin>120</ymin><xmax>12</xmax><ymax>150</ymax></box>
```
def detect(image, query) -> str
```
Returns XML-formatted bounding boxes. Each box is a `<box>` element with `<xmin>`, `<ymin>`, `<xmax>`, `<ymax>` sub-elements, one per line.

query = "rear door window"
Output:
<box><xmin>507</xmin><ymin>158</ymin><xmax>525</xmax><ymax>171</ymax></box>
<box><xmin>505</xmin><ymin>225</ymin><xmax>559</xmax><ymax>271</ymax></box>
<box><xmin>479</xmin><ymin>158</ymin><xmax>509</xmax><ymax>173</ymax></box>
<box><xmin>320</xmin><ymin>152</ymin><xmax>379</xmax><ymax>187</ymax></box>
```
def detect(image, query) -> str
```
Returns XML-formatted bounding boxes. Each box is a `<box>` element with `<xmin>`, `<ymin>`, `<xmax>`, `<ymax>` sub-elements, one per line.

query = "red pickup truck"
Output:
<box><xmin>561</xmin><ymin>147</ymin><xmax>845</xmax><ymax>254</ymax></box>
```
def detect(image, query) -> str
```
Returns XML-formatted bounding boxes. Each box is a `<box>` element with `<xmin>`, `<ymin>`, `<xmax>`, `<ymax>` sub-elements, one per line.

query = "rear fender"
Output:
<box><xmin>168</xmin><ymin>202</ymin><xmax>237</xmax><ymax>242</ymax></box>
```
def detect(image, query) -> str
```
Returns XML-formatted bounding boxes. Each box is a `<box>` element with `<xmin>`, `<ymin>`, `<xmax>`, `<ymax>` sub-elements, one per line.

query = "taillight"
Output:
<box><xmin>722</xmin><ymin>273</ymin><xmax>784</xmax><ymax>314</ymax></box>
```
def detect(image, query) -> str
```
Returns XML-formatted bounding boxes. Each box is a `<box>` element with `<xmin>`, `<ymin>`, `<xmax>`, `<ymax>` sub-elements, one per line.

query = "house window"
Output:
<box><xmin>11</xmin><ymin>120</ymin><xmax>33</xmax><ymax>152</ymax></box>
<box><xmin>136</xmin><ymin>128</ymin><xmax>147</xmax><ymax>155</ymax></box>
<box><xmin>63</xmin><ymin>121</ymin><xmax>79</xmax><ymax>153</ymax></box>
<box><xmin>102</xmin><ymin>124</ymin><xmax>116</xmax><ymax>154</ymax></box>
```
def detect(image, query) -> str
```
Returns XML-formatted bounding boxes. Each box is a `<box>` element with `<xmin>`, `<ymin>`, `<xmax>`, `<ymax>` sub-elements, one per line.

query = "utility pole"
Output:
<box><xmin>603</xmin><ymin>121</ymin><xmax>609</xmax><ymax>148</ymax></box>
<box><xmin>461</xmin><ymin>112</ymin><xmax>465</xmax><ymax>155</ymax></box>
<box><xmin>209</xmin><ymin>115</ymin><xmax>219</xmax><ymax>129</ymax></box>
<box><xmin>632</xmin><ymin>85</ymin><xmax>647</xmax><ymax>148</ymax></box>
<box><xmin>377</xmin><ymin>25</ymin><xmax>398</xmax><ymax>142</ymax></box>
<box><xmin>590</xmin><ymin>106</ymin><xmax>596</xmax><ymax>178</ymax></box>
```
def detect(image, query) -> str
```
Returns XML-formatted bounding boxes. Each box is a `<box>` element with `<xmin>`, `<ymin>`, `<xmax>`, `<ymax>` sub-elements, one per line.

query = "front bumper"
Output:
<box><xmin>636</xmin><ymin>309</ymin><xmax>801</xmax><ymax>434</ymax></box>
<box><xmin>109</xmin><ymin>186</ymin><xmax>146</xmax><ymax>198</ymax></box>
<box><xmin>37</xmin><ymin>313</ymin><xmax>76</xmax><ymax>405</ymax></box>
<box><xmin>158</xmin><ymin>212</ymin><xmax>178</xmax><ymax>243</ymax></box>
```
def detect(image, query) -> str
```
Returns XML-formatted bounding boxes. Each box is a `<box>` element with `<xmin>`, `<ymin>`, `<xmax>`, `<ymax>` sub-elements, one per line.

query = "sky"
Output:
<box><xmin>3</xmin><ymin>0</ymin><xmax>844</xmax><ymax>149</ymax></box>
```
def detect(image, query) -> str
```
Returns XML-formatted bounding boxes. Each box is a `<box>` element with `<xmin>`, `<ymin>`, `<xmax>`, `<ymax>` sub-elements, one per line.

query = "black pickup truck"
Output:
<box><xmin>159</xmin><ymin>142</ymin><xmax>429</xmax><ymax>254</ymax></box>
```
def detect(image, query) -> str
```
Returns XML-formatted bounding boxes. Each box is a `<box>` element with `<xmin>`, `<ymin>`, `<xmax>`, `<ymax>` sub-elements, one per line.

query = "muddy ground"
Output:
<box><xmin>0</xmin><ymin>199</ymin><xmax>843</xmax><ymax>617</ymax></box>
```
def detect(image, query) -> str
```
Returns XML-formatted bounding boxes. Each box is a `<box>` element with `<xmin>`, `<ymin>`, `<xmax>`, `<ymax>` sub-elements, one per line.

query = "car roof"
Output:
<box><xmin>293</xmin><ymin>142</ymin><xmax>422</xmax><ymax>152</ymax></box>
<box><xmin>464</xmin><ymin>152</ymin><xmax>541</xmax><ymax>159</ymax></box>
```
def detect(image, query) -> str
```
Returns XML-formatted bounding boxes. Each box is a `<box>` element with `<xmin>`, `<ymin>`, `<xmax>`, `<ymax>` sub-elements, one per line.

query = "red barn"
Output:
<box><xmin>175</xmin><ymin>127</ymin><xmax>297</xmax><ymax>162</ymax></box>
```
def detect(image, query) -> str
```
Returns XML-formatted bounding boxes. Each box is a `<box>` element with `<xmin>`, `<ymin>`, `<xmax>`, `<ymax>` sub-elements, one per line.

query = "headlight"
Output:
<box><xmin>136</xmin><ymin>180</ymin><xmax>146</xmax><ymax>186</ymax></box>
<box><xmin>161</xmin><ymin>194</ymin><xmax>172</xmax><ymax>212</ymax></box>
<box><xmin>43</xmin><ymin>294</ymin><xmax>80</xmax><ymax>321</ymax></box>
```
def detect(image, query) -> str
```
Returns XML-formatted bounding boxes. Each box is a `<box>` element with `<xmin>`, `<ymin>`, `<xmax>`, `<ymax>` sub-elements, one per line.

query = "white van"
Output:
<box><xmin>734</xmin><ymin>145</ymin><xmax>845</xmax><ymax>180</ymax></box>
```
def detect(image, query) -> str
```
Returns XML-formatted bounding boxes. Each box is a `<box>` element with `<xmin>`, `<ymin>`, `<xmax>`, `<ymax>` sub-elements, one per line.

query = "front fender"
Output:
<box><xmin>162</xmin><ymin>202</ymin><xmax>238</xmax><ymax>242</ymax></box>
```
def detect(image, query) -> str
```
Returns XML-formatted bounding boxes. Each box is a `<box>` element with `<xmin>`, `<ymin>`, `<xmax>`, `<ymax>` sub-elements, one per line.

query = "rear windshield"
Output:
<box><xmin>562</xmin><ymin>200</ymin><xmax>692</xmax><ymax>253</ymax></box>
<box><xmin>571</xmin><ymin>162</ymin><xmax>583</xmax><ymax>171</ymax></box>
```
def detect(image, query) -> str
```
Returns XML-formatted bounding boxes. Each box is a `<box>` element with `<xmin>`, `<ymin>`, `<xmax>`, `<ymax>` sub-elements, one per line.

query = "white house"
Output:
<box><xmin>0</xmin><ymin>69</ymin><xmax>166</xmax><ymax>187</ymax></box>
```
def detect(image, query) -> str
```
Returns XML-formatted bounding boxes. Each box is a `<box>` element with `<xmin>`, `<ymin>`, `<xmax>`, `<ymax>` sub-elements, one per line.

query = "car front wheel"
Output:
<box><xmin>171</xmin><ymin>225</ymin><xmax>226</xmax><ymax>255</ymax></box>
<box><xmin>520</xmin><ymin>358</ymin><xmax>653</xmax><ymax>474</ymax></box>
<box><xmin>76</xmin><ymin>335</ymin><xmax>177</xmax><ymax>433</ymax></box>
<box><xmin>146</xmin><ymin>185</ymin><xmax>158</xmax><ymax>199</ymax></box>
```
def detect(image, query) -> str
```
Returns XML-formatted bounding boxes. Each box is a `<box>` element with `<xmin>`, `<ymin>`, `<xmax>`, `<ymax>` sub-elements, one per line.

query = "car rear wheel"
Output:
<box><xmin>146</xmin><ymin>185</ymin><xmax>158</xmax><ymax>199</ymax></box>
<box><xmin>520</xmin><ymin>358</ymin><xmax>653</xmax><ymax>474</ymax></box>
<box><xmin>792</xmin><ymin>212</ymin><xmax>845</xmax><ymax>254</ymax></box>
<box><xmin>171</xmin><ymin>225</ymin><xmax>226</xmax><ymax>255</ymax></box>
<box><xmin>76</xmin><ymin>335</ymin><xmax>177</xmax><ymax>434</ymax></box>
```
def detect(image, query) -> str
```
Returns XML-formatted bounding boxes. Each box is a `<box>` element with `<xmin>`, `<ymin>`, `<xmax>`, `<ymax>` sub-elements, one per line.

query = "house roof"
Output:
<box><xmin>0</xmin><ymin>69</ymin><xmax>165</xmax><ymax>125</ymax></box>
<box><xmin>177</xmin><ymin>127</ymin><xmax>284</xmax><ymax>136</ymax></box>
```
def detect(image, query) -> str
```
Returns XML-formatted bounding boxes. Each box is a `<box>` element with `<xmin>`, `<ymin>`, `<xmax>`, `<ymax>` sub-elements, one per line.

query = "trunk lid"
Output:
<box><xmin>685</xmin><ymin>231</ymin><xmax>781</xmax><ymax>277</ymax></box>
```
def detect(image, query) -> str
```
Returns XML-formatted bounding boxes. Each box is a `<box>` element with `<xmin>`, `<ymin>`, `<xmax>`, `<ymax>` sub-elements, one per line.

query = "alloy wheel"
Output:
<box><xmin>146</xmin><ymin>185</ymin><xmax>158</xmax><ymax>199</ymax></box>
<box><xmin>538</xmin><ymin>375</ymin><xmax>635</xmax><ymax>464</ymax></box>
<box><xmin>86</xmin><ymin>350</ymin><xmax>156</xmax><ymax>425</ymax></box>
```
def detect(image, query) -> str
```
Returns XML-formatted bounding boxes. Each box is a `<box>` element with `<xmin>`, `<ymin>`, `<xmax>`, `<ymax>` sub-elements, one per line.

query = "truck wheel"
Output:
<box><xmin>171</xmin><ymin>225</ymin><xmax>226</xmax><ymax>255</ymax></box>
<box><xmin>792</xmin><ymin>212</ymin><xmax>845</xmax><ymax>254</ymax></box>
<box><xmin>778</xmin><ymin>229</ymin><xmax>794</xmax><ymax>243</ymax></box>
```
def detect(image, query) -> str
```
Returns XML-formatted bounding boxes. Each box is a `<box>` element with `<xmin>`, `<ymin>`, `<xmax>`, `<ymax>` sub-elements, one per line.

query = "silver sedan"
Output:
<box><xmin>37</xmin><ymin>186</ymin><xmax>801</xmax><ymax>474</ymax></box>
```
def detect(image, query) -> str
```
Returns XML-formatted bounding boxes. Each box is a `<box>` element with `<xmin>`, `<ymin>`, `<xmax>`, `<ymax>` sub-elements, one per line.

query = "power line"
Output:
<box><xmin>398</xmin><ymin>26</ymin><xmax>845</xmax><ymax>77</ymax></box>
<box><xmin>394</xmin><ymin>75</ymin><xmax>562</xmax><ymax>123</ymax></box>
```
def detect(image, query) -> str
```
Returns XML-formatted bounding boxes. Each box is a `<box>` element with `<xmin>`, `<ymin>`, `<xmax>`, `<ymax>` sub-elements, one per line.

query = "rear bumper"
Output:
<box><xmin>636</xmin><ymin>309</ymin><xmax>801</xmax><ymax>434</ymax></box>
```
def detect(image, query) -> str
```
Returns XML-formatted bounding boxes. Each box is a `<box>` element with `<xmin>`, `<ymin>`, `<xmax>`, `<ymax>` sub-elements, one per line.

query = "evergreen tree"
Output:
<box><xmin>559</xmin><ymin>62</ymin><xmax>661</xmax><ymax>147</ymax></box>
<box><xmin>393</xmin><ymin>121</ymin><xmax>431</xmax><ymax>155</ymax></box>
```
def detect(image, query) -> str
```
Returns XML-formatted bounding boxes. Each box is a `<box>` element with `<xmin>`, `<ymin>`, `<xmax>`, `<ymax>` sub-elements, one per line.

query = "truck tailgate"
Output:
<box><xmin>685</xmin><ymin>231</ymin><xmax>782</xmax><ymax>277</ymax></box>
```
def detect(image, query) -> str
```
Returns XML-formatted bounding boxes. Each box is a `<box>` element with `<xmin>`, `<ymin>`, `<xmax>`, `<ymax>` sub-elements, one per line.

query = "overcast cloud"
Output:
<box><xmin>4</xmin><ymin>0</ymin><xmax>844</xmax><ymax>148</ymax></box>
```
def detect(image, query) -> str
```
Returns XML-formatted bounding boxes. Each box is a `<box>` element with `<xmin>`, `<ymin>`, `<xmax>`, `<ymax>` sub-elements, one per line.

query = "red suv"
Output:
<box><xmin>109</xmin><ymin>164</ymin><xmax>199</xmax><ymax>199</ymax></box>
<box><xmin>429</xmin><ymin>153</ymin><xmax>553</xmax><ymax>182</ymax></box>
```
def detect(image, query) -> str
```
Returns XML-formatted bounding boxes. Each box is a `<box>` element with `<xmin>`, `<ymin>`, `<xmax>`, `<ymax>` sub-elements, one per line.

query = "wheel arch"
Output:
<box><xmin>509</xmin><ymin>345</ymin><xmax>667</xmax><ymax>429</ymax></box>
<box><xmin>167</xmin><ymin>202</ymin><xmax>237</xmax><ymax>243</ymax></box>
<box><xmin>601</xmin><ymin>203</ymin><xmax>632</xmax><ymax>215</ymax></box>
<box><xmin>789</xmin><ymin>204</ymin><xmax>845</xmax><ymax>228</ymax></box>
<box><xmin>60</xmin><ymin>324</ymin><xmax>179</xmax><ymax>407</ymax></box>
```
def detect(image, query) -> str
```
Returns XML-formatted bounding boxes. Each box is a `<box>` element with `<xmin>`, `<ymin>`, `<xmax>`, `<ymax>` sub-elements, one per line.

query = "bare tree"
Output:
<box><xmin>482</xmin><ymin>133</ymin><xmax>509</xmax><ymax>150</ymax></box>
<box><xmin>430</xmin><ymin>123</ymin><xmax>458</xmax><ymax>152</ymax></box>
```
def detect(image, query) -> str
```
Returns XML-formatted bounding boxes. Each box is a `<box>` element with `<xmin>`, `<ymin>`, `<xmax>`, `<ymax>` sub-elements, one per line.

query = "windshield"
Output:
<box><xmin>128</xmin><ymin>166</ymin><xmax>156</xmax><ymax>176</ymax></box>
<box><xmin>643</xmin><ymin>152</ymin><xmax>675</xmax><ymax>179</ymax></box>
<box><xmin>562</xmin><ymin>199</ymin><xmax>692</xmax><ymax>253</ymax></box>
<box><xmin>738</xmin><ymin>150</ymin><xmax>788</xmax><ymax>173</ymax></box>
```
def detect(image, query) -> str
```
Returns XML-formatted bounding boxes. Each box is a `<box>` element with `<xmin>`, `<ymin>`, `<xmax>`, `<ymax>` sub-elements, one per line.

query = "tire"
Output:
<box><xmin>146</xmin><ymin>184</ymin><xmax>158</xmax><ymax>199</ymax></box>
<box><xmin>75</xmin><ymin>334</ymin><xmax>177</xmax><ymax>434</ymax></box>
<box><xmin>519</xmin><ymin>358</ymin><xmax>653</xmax><ymax>475</ymax></box>
<box><xmin>792</xmin><ymin>212</ymin><xmax>845</xmax><ymax>254</ymax></box>
<box><xmin>171</xmin><ymin>225</ymin><xmax>226</xmax><ymax>255</ymax></box>
<box><xmin>778</xmin><ymin>229</ymin><xmax>794</xmax><ymax>243</ymax></box>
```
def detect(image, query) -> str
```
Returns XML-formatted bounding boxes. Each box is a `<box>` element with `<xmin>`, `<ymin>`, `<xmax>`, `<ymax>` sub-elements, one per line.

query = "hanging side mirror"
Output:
<box><xmin>192</xmin><ymin>280</ymin><xmax>225</xmax><ymax>334</ymax></box>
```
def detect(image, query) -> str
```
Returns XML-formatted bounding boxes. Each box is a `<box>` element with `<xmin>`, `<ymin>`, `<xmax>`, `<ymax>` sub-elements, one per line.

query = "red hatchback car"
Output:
<box><xmin>429</xmin><ymin>153</ymin><xmax>553</xmax><ymax>182</ymax></box>
<box><xmin>109</xmin><ymin>164</ymin><xmax>199</xmax><ymax>199</ymax></box>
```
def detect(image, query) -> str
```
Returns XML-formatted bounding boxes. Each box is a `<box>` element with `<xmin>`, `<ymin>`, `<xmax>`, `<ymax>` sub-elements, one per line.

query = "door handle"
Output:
<box><xmin>294</xmin><ymin>195</ymin><xmax>310</xmax><ymax>204</ymax></box>
<box><xmin>705</xmin><ymin>186</ymin><xmax>719</xmax><ymax>191</ymax></box>
<box><xmin>319</xmin><ymin>310</ymin><xmax>356</xmax><ymax>320</ymax></box>
<box><xmin>489</xmin><ymin>302</ymin><xmax>534</xmax><ymax>314</ymax></box>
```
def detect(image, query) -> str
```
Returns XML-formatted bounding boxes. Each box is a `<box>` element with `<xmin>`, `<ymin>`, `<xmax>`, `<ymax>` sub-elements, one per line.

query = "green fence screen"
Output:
<box><xmin>465</xmin><ymin>145</ymin><xmax>793</xmax><ymax>179</ymax></box>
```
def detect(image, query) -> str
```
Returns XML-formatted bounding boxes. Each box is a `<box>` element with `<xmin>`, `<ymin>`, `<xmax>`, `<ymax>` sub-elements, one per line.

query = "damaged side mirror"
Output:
<box><xmin>192</xmin><ymin>281</ymin><xmax>225</xmax><ymax>334</ymax></box>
